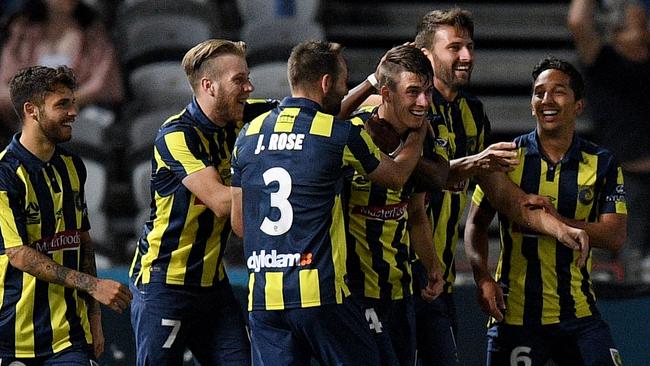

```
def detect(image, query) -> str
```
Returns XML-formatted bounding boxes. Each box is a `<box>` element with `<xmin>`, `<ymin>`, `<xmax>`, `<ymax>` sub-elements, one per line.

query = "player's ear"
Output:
<box><xmin>574</xmin><ymin>98</ymin><xmax>584</xmax><ymax>116</ymax></box>
<box><xmin>380</xmin><ymin>85</ymin><xmax>391</xmax><ymax>103</ymax></box>
<box><xmin>321</xmin><ymin>73</ymin><xmax>332</xmax><ymax>94</ymax></box>
<box><xmin>24</xmin><ymin>101</ymin><xmax>38</xmax><ymax>121</ymax></box>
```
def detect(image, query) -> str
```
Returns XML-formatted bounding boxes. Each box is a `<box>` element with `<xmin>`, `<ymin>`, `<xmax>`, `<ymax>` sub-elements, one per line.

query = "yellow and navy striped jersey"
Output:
<box><xmin>130</xmin><ymin>98</ymin><xmax>277</xmax><ymax>287</ymax></box>
<box><xmin>231</xmin><ymin>97</ymin><xmax>382</xmax><ymax>311</ymax></box>
<box><xmin>0</xmin><ymin>135</ymin><xmax>92</xmax><ymax>358</ymax></box>
<box><xmin>345</xmin><ymin>106</ymin><xmax>446</xmax><ymax>300</ymax></box>
<box><xmin>473</xmin><ymin>131</ymin><xmax>627</xmax><ymax>326</ymax></box>
<box><xmin>428</xmin><ymin>88</ymin><xmax>490</xmax><ymax>293</ymax></box>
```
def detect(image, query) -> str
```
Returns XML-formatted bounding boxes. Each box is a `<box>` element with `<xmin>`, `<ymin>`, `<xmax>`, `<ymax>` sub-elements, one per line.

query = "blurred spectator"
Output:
<box><xmin>568</xmin><ymin>0</ymin><xmax>650</xmax><ymax>281</ymax></box>
<box><xmin>0</xmin><ymin>0</ymin><xmax>123</xmax><ymax>148</ymax></box>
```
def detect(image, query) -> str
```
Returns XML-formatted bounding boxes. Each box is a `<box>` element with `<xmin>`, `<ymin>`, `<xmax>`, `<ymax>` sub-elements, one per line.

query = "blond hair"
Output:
<box><xmin>182</xmin><ymin>39</ymin><xmax>247</xmax><ymax>91</ymax></box>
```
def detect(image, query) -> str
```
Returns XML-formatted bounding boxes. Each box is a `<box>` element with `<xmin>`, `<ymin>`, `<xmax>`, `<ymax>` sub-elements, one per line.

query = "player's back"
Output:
<box><xmin>232</xmin><ymin>97</ymin><xmax>381</xmax><ymax>310</ymax></box>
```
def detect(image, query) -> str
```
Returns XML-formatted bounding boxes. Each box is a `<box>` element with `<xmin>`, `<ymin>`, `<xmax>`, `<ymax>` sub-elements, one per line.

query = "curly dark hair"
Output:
<box><xmin>9</xmin><ymin>65</ymin><xmax>78</xmax><ymax>120</ymax></box>
<box><xmin>531</xmin><ymin>56</ymin><xmax>585</xmax><ymax>101</ymax></box>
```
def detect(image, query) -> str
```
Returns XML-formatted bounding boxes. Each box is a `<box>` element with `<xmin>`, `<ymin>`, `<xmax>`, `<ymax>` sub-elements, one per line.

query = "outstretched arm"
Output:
<box><xmin>463</xmin><ymin>201</ymin><xmax>506</xmax><ymax>321</ymax></box>
<box><xmin>5</xmin><ymin>241</ymin><xmax>132</xmax><ymax>313</ymax></box>
<box><xmin>447</xmin><ymin>142</ymin><xmax>520</xmax><ymax>187</ymax></box>
<box><xmin>407</xmin><ymin>192</ymin><xmax>444</xmax><ymax>301</ymax></box>
<box><xmin>476</xmin><ymin>172</ymin><xmax>590</xmax><ymax>266</ymax></box>
<box><xmin>567</xmin><ymin>0</ymin><xmax>603</xmax><ymax>65</ymax></box>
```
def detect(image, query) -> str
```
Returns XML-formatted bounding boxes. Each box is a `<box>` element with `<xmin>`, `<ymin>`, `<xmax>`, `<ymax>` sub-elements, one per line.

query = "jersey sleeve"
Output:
<box><xmin>342</xmin><ymin>118</ymin><xmax>381</xmax><ymax>176</ymax></box>
<box><xmin>0</xmin><ymin>169</ymin><xmax>25</xmax><ymax>252</ymax></box>
<box><xmin>155</xmin><ymin>127</ymin><xmax>210</xmax><ymax>181</ymax></box>
<box><xmin>598</xmin><ymin>157</ymin><xmax>627</xmax><ymax>215</ymax></box>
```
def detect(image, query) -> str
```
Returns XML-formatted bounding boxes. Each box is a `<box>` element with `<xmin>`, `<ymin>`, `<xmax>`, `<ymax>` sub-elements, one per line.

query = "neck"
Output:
<box><xmin>377</xmin><ymin>104</ymin><xmax>408</xmax><ymax>135</ymax></box>
<box><xmin>434</xmin><ymin>78</ymin><xmax>458</xmax><ymax>102</ymax></box>
<box><xmin>536</xmin><ymin>128</ymin><xmax>574</xmax><ymax>164</ymax></box>
<box><xmin>19</xmin><ymin>126</ymin><xmax>56</xmax><ymax>162</ymax></box>
<box><xmin>292</xmin><ymin>88</ymin><xmax>324</xmax><ymax>109</ymax></box>
<box><xmin>195</xmin><ymin>95</ymin><xmax>227</xmax><ymax>127</ymax></box>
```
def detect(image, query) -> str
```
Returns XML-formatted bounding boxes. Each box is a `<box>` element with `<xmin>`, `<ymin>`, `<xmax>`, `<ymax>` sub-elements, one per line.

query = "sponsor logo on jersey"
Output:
<box><xmin>606</xmin><ymin>184</ymin><xmax>626</xmax><ymax>203</ymax></box>
<box><xmin>351</xmin><ymin>202</ymin><xmax>408</xmax><ymax>221</ymax></box>
<box><xmin>247</xmin><ymin>250</ymin><xmax>313</xmax><ymax>272</ymax></box>
<box><xmin>30</xmin><ymin>230</ymin><xmax>81</xmax><ymax>253</ymax></box>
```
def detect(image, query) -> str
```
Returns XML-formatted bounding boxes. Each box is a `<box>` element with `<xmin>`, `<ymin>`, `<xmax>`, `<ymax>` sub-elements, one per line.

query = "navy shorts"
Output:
<box><xmin>487</xmin><ymin>316</ymin><xmax>622</xmax><ymax>366</ymax></box>
<box><xmin>130</xmin><ymin>279</ymin><xmax>250</xmax><ymax>366</ymax></box>
<box><xmin>412</xmin><ymin>260</ymin><xmax>462</xmax><ymax>366</ymax></box>
<box><xmin>248</xmin><ymin>296</ymin><xmax>380</xmax><ymax>366</ymax></box>
<box><xmin>0</xmin><ymin>344</ymin><xmax>97</xmax><ymax>366</ymax></box>
<box><xmin>354</xmin><ymin>295</ymin><xmax>416</xmax><ymax>366</ymax></box>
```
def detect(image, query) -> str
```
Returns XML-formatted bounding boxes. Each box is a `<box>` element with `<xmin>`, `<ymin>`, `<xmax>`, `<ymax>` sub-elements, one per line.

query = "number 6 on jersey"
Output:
<box><xmin>260</xmin><ymin>167</ymin><xmax>293</xmax><ymax>236</ymax></box>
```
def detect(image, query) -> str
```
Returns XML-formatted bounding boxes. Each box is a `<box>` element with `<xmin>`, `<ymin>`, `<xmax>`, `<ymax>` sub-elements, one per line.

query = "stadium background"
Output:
<box><xmin>2</xmin><ymin>0</ymin><xmax>648</xmax><ymax>364</ymax></box>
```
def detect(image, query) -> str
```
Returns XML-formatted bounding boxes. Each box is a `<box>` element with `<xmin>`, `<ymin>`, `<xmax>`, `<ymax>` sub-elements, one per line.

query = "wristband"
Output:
<box><xmin>367</xmin><ymin>73</ymin><xmax>379</xmax><ymax>90</ymax></box>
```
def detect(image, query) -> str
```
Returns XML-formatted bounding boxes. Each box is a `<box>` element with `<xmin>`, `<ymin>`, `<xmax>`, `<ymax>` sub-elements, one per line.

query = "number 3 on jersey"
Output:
<box><xmin>260</xmin><ymin>167</ymin><xmax>293</xmax><ymax>236</ymax></box>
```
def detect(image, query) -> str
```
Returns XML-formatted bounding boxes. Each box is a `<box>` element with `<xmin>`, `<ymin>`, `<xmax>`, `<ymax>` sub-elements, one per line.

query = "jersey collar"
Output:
<box><xmin>7</xmin><ymin>133</ymin><xmax>59</xmax><ymax>171</ymax></box>
<box><xmin>521</xmin><ymin>130</ymin><xmax>583</xmax><ymax>164</ymax></box>
<box><xmin>279</xmin><ymin>97</ymin><xmax>323</xmax><ymax>111</ymax></box>
<box><xmin>186</xmin><ymin>97</ymin><xmax>221</xmax><ymax>133</ymax></box>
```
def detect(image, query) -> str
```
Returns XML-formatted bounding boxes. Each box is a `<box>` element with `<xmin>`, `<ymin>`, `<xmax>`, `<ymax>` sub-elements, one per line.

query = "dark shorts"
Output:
<box><xmin>353</xmin><ymin>295</ymin><xmax>416</xmax><ymax>366</ymax></box>
<box><xmin>248</xmin><ymin>296</ymin><xmax>380</xmax><ymax>366</ymax></box>
<box><xmin>487</xmin><ymin>316</ymin><xmax>622</xmax><ymax>366</ymax></box>
<box><xmin>0</xmin><ymin>344</ymin><xmax>97</xmax><ymax>366</ymax></box>
<box><xmin>129</xmin><ymin>279</ymin><xmax>250</xmax><ymax>366</ymax></box>
<box><xmin>412</xmin><ymin>260</ymin><xmax>462</xmax><ymax>366</ymax></box>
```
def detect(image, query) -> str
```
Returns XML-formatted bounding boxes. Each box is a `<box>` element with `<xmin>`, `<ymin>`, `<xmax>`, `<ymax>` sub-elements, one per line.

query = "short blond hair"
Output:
<box><xmin>182</xmin><ymin>39</ymin><xmax>247</xmax><ymax>91</ymax></box>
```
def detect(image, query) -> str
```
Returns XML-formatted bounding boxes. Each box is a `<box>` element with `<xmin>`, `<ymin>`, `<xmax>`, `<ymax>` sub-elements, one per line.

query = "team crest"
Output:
<box><xmin>578</xmin><ymin>185</ymin><xmax>594</xmax><ymax>205</ymax></box>
<box><xmin>25</xmin><ymin>201</ymin><xmax>40</xmax><ymax>225</ymax></box>
<box><xmin>609</xmin><ymin>348</ymin><xmax>622</xmax><ymax>366</ymax></box>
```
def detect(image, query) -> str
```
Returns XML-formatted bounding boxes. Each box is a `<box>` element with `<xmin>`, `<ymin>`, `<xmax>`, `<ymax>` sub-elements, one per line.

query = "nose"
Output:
<box><xmin>244</xmin><ymin>79</ymin><xmax>254</xmax><ymax>94</ymax></box>
<box><xmin>459</xmin><ymin>46</ymin><xmax>473</xmax><ymax>62</ymax></box>
<box><xmin>416</xmin><ymin>91</ymin><xmax>430</xmax><ymax>107</ymax></box>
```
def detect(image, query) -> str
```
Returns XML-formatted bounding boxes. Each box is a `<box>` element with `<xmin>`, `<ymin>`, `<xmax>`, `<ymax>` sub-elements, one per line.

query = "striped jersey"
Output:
<box><xmin>130</xmin><ymin>98</ymin><xmax>276</xmax><ymax>287</ymax></box>
<box><xmin>473</xmin><ymin>131</ymin><xmax>627</xmax><ymax>326</ymax></box>
<box><xmin>0</xmin><ymin>134</ymin><xmax>92</xmax><ymax>358</ymax></box>
<box><xmin>231</xmin><ymin>97</ymin><xmax>382</xmax><ymax>311</ymax></box>
<box><xmin>428</xmin><ymin>88</ymin><xmax>490</xmax><ymax>293</ymax></box>
<box><xmin>345</xmin><ymin>106</ymin><xmax>447</xmax><ymax>300</ymax></box>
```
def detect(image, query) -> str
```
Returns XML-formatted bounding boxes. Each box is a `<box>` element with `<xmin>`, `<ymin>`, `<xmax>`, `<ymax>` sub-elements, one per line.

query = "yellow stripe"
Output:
<box><xmin>200</xmin><ymin>217</ymin><xmax>227</xmax><ymax>285</ymax></box>
<box><xmin>350</xmin><ymin>116</ymin><xmax>365</xmax><ymax>127</ymax></box>
<box><xmin>248</xmin><ymin>273</ymin><xmax>255</xmax><ymax>311</ymax></box>
<box><xmin>18</xmin><ymin>168</ymin><xmax>42</xmax><ymax>247</ymax></box>
<box><xmin>616</xmin><ymin>167</ymin><xmax>627</xmax><ymax>214</ymax></box>
<box><xmin>163</xmin><ymin>110</ymin><xmax>185</xmax><ymax>126</ymax></box>
<box><xmin>275</xmin><ymin>108</ymin><xmax>299</xmax><ymax>133</ymax></box>
<box><xmin>330</xmin><ymin>195</ymin><xmax>349</xmax><ymax>301</ymax></box>
<box><xmin>265</xmin><ymin>272</ymin><xmax>285</xmax><ymax>310</ymax></box>
<box><xmin>538</xmin><ymin>160</ymin><xmax>560</xmax><ymax>324</ymax></box>
<box><xmin>165</xmin><ymin>203</ymin><xmax>199</xmax><ymax>284</ymax></box>
<box><xmin>15</xmin><ymin>275</ymin><xmax>36</xmax><ymax>357</ymax></box>
<box><xmin>61</xmin><ymin>157</ymin><xmax>83</xmax><ymax>227</ymax></box>
<box><xmin>0</xmin><ymin>256</ymin><xmax>6</xmax><ymax>310</ymax></box>
<box><xmin>0</xmin><ymin>191</ymin><xmax>22</xmax><ymax>248</ymax></box>
<box><xmin>49</xmin><ymin>251</ymin><xmax>72</xmax><ymax>353</ymax></box>
<box><xmin>503</xmin><ymin>150</ymin><xmax>526</xmax><ymax>325</ymax></box>
<box><xmin>140</xmin><ymin>150</ymin><xmax>170</xmax><ymax>284</ymax></box>
<box><xmin>299</xmin><ymin>269</ymin><xmax>321</xmax><ymax>307</ymax></box>
<box><xmin>245</xmin><ymin>111</ymin><xmax>271</xmax><ymax>136</ymax></box>
<box><xmin>309</xmin><ymin>112</ymin><xmax>334</xmax><ymax>137</ymax></box>
<box><xmin>164</xmin><ymin>131</ymin><xmax>207</xmax><ymax>176</ymax></box>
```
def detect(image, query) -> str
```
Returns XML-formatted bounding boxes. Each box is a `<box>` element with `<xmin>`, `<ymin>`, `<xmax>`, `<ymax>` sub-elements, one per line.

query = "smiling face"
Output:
<box><xmin>427</xmin><ymin>25</ymin><xmax>474</xmax><ymax>95</ymax></box>
<box><xmin>531</xmin><ymin>69</ymin><xmax>583</xmax><ymax>136</ymax></box>
<box><xmin>34</xmin><ymin>84</ymin><xmax>77</xmax><ymax>144</ymax></box>
<box><xmin>383</xmin><ymin>71</ymin><xmax>432</xmax><ymax>133</ymax></box>
<box><xmin>208</xmin><ymin>54</ymin><xmax>254</xmax><ymax>125</ymax></box>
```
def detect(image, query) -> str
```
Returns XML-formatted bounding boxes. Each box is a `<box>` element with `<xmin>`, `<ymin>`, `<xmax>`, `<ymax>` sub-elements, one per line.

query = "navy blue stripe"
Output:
<box><xmin>51</xmin><ymin>156</ymin><xmax>77</xmax><ymax>231</ymax></box>
<box><xmin>31</xmin><ymin>169</ymin><xmax>55</xmax><ymax>238</ymax></box>
<box><xmin>441</xmin><ymin>195</ymin><xmax>460</xmax><ymax>293</ymax></box>
<box><xmin>33</xmin><ymin>270</ymin><xmax>54</xmax><ymax>355</ymax></box>
<box><xmin>183</xmin><ymin>208</ymin><xmax>214</xmax><ymax>285</ymax></box>
<box><xmin>0</xmin><ymin>269</ymin><xmax>21</xmax><ymax>355</ymax></box>
<box><xmin>519</xmin><ymin>155</ymin><xmax>542</xmax><ymax>326</ymax></box>
<box><xmin>154</xmin><ymin>188</ymin><xmax>193</xmax><ymax>276</ymax></box>
<box><xmin>558</xmin><ymin>158</ymin><xmax>579</xmax><ymax>320</ymax></box>
<box><xmin>391</xmin><ymin>218</ymin><xmax>410</xmax><ymax>298</ymax></box>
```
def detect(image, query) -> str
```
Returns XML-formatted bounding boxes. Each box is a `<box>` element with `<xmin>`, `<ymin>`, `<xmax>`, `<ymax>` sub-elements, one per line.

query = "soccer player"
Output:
<box><xmin>344</xmin><ymin>44</ymin><xmax>447</xmax><ymax>366</ymax></box>
<box><xmin>230</xmin><ymin>40</ymin><xmax>428</xmax><ymax>366</ymax></box>
<box><xmin>0</xmin><ymin>65</ymin><xmax>131</xmax><ymax>364</ymax></box>
<box><xmin>465</xmin><ymin>57</ymin><xmax>626</xmax><ymax>365</ymax></box>
<box><xmin>128</xmin><ymin>39</ymin><xmax>275</xmax><ymax>366</ymax></box>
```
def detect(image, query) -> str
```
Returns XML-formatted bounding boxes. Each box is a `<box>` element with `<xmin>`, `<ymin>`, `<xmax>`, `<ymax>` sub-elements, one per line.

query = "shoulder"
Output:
<box><xmin>243</xmin><ymin>99</ymin><xmax>280</xmax><ymax>123</ymax></box>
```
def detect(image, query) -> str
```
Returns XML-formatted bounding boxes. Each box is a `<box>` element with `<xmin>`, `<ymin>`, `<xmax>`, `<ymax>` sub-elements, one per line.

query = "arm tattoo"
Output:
<box><xmin>80</xmin><ymin>236</ymin><xmax>101</xmax><ymax>315</ymax></box>
<box><xmin>6</xmin><ymin>245</ymin><xmax>98</xmax><ymax>295</ymax></box>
